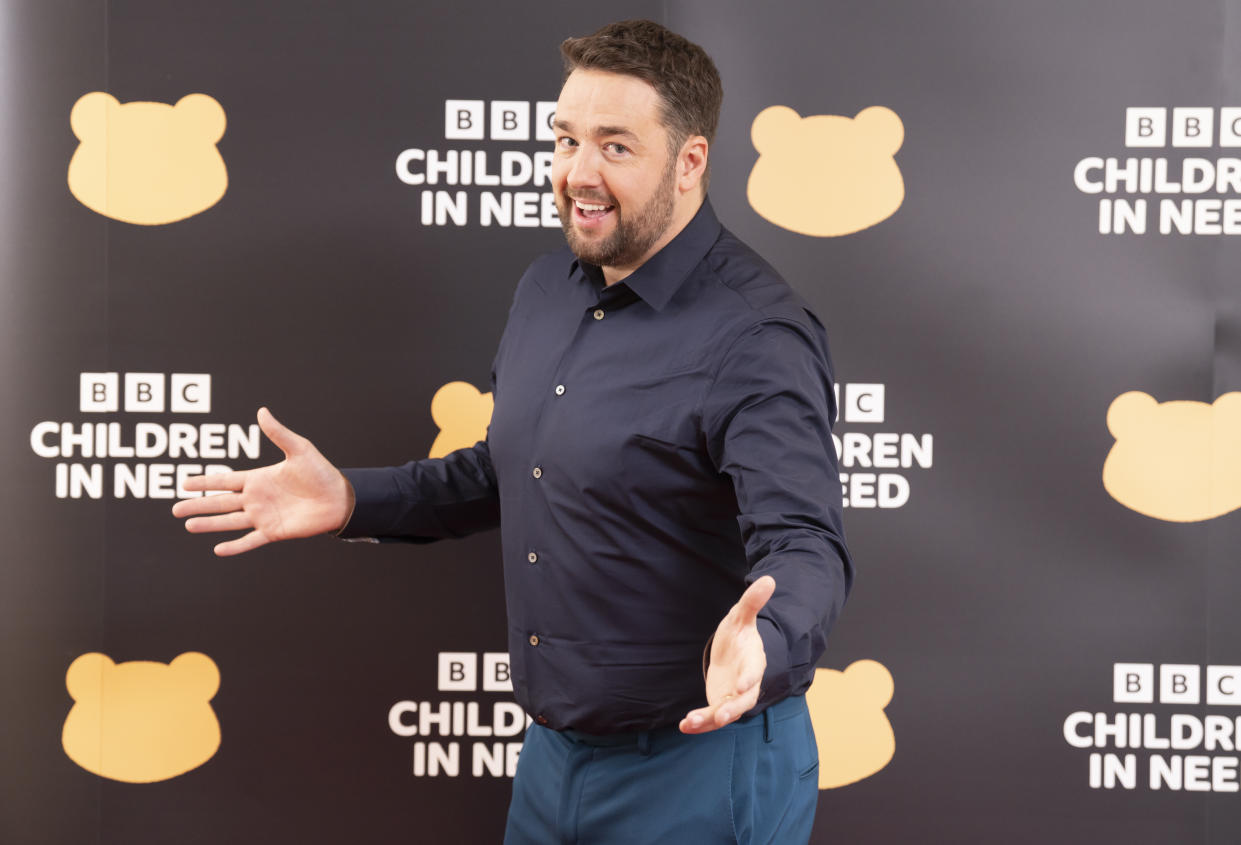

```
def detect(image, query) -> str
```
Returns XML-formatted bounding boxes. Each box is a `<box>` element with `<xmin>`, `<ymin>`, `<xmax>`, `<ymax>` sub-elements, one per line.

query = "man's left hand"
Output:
<box><xmin>679</xmin><ymin>575</ymin><xmax>775</xmax><ymax>734</ymax></box>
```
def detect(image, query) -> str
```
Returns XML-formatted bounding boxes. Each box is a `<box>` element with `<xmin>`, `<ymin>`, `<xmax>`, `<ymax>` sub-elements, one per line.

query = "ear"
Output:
<box><xmin>1107</xmin><ymin>391</ymin><xmax>1158</xmax><ymax>438</ymax></box>
<box><xmin>853</xmin><ymin>106</ymin><xmax>904</xmax><ymax>155</ymax></box>
<box><xmin>750</xmin><ymin>105</ymin><xmax>801</xmax><ymax>153</ymax></box>
<box><xmin>174</xmin><ymin>93</ymin><xmax>226</xmax><ymax>143</ymax></box>
<box><xmin>676</xmin><ymin>134</ymin><xmax>709</xmax><ymax>196</ymax></box>
<box><xmin>170</xmin><ymin>652</ymin><xmax>221</xmax><ymax>699</ymax></box>
<box><xmin>70</xmin><ymin>92</ymin><xmax>119</xmax><ymax>142</ymax></box>
<box><xmin>65</xmin><ymin>652</ymin><xmax>114</xmax><ymax>700</ymax></box>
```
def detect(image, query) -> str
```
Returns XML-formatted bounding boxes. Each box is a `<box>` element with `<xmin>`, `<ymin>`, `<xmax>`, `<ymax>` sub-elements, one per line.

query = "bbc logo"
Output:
<box><xmin>80</xmin><ymin>373</ymin><xmax>211</xmax><ymax>413</ymax></box>
<box><xmin>438</xmin><ymin>652</ymin><xmax>512</xmax><ymax>692</ymax></box>
<box><xmin>833</xmin><ymin>383</ymin><xmax>885</xmax><ymax>423</ymax></box>
<box><xmin>444</xmin><ymin>100</ymin><xmax>557</xmax><ymax>142</ymax></box>
<box><xmin>1125</xmin><ymin>107</ymin><xmax>1241</xmax><ymax>148</ymax></box>
<box><xmin>1114</xmin><ymin>662</ymin><xmax>1241</xmax><ymax>705</ymax></box>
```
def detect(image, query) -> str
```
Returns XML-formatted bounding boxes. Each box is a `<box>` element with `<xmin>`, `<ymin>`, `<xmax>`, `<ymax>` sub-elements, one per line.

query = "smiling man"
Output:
<box><xmin>553</xmin><ymin>69</ymin><xmax>686</xmax><ymax>278</ymax></box>
<box><xmin>173</xmin><ymin>19</ymin><xmax>851</xmax><ymax>845</ymax></box>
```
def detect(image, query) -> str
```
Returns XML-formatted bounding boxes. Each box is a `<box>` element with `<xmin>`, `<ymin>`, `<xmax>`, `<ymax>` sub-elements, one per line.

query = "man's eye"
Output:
<box><xmin>558</xmin><ymin>136</ymin><xmax>577</xmax><ymax>149</ymax></box>
<box><xmin>606</xmin><ymin>143</ymin><xmax>630</xmax><ymax>155</ymax></box>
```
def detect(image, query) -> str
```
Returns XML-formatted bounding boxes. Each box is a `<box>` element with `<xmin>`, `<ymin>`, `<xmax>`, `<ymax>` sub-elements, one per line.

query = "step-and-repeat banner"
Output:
<box><xmin>3</xmin><ymin>0</ymin><xmax>1241</xmax><ymax>842</ymax></box>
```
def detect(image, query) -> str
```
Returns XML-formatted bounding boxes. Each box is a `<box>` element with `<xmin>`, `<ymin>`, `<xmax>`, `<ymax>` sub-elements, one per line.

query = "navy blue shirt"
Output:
<box><xmin>341</xmin><ymin>200</ymin><xmax>852</xmax><ymax>733</ymax></box>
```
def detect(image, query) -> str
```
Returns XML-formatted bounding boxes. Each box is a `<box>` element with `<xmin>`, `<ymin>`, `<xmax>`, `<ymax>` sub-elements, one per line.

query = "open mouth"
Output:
<box><xmin>572</xmin><ymin>198</ymin><xmax>616</xmax><ymax>224</ymax></box>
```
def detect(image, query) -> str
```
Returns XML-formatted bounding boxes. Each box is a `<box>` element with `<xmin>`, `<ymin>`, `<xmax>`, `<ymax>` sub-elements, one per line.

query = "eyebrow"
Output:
<box><xmin>553</xmin><ymin>118</ymin><xmax>640</xmax><ymax>143</ymax></box>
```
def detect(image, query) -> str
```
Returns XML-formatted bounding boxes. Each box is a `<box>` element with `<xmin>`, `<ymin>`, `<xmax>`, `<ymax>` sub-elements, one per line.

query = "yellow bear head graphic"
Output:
<box><xmin>62</xmin><ymin>652</ymin><xmax>221</xmax><ymax>783</ymax></box>
<box><xmin>1103</xmin><ymin>390</ymin><xmax>1241</xmax><ymax>522</ymax></box>
<box><xmin>747</xmin><ymin>105</ymin><xmax>904</xmax><ymax>237</ymax></box>
<box><xmin>67</xmin><ymin>92</ymin><xmax>228</xmax><ymax>225</ymax></box>
<box><xmin>805</xmin><ymin>659</ymin><xmax>895</xmax><ymax>789</ymax></box>
<box><xmin>429</xmin><ymin>381</ymin><xmax>494</xmax><ymax>458</ymax></box>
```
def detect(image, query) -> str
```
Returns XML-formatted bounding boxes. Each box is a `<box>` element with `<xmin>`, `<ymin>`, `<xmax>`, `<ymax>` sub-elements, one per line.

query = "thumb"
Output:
<box><xmin>734</xmin><ymin>575</ymin><xmax>776</xmax><ymax>627</ymax></box>
<box><xmin>257</xmin><ymin>407</ymin><xmax>306</xmax><ymax>457</ymax></box>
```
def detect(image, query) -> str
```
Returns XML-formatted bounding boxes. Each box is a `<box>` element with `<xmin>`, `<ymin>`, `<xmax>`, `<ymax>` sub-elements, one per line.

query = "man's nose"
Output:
<box><xmin>567</xmin><ymin>147</ymin><xmax>602</xmax><ymax>189</ymax></box>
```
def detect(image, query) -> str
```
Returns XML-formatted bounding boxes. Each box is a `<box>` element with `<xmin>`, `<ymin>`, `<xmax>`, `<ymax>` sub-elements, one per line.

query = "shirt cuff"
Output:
<box><xmin>755</xmin><ymin>616</ymin><xmax>792</xmax><ymax>707</ymax></box>
<box><xmin>336</xmin><ymin>467</ymin><xmax>411</xmax><ymax>540</ymax></box>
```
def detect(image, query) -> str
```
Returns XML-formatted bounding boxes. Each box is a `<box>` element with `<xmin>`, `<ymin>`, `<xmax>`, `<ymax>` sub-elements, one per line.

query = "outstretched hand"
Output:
<box><xmin>679</xmin><ymin>575</ymin><xmax>775</xmax><ymax>734</ymax></box>
<box><xmin>170</xmin><ymin>407</ymin><xmax>353</xmax><ymax>556</ymax></box>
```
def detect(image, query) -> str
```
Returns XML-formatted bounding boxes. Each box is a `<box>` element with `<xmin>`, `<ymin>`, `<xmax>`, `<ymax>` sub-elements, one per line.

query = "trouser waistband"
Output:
<box><xmin>557</xmin><ymin>694</ymin><xmax>808</xmax><ymax>753</ymax></box>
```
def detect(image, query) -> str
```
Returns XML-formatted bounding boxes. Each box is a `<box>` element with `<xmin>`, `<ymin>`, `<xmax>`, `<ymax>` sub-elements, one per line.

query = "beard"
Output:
<box><xmin>556</xmin><ymin>156</ymin><xmax>678</xmax><ymax>268</ymax></box>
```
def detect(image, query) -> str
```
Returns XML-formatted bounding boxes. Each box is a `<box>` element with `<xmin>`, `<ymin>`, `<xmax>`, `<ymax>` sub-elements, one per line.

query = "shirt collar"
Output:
<box><xmin>570</xmin><ymin>198</ymin><xmax>722</xmax><ymax>312</ymax></box>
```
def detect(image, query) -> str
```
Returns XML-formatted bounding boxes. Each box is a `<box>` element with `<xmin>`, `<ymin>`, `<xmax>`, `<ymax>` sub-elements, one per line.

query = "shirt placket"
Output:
<box><xmin>521</xmin><ymin>281</ymin><xmax>640</xmax><ymax>713</ymax></box>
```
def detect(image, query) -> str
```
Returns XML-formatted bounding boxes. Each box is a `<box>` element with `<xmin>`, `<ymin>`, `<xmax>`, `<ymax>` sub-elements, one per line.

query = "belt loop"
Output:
<box><xmin>762</xmin><ymin>708</ymin><xmax>773</xmax><ymax>743</ymax></box>
<box><xmin>637</xmin><ymin>731</ymin><xmax>652</xmax><ymax>757</ymax></box>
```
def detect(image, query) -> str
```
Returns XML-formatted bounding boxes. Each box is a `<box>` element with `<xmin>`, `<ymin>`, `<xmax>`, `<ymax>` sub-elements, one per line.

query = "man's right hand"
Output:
<box><xmin>171</xmin><ymin>407</ymin><xmax>354</xmax><ymax>557</ymax></box>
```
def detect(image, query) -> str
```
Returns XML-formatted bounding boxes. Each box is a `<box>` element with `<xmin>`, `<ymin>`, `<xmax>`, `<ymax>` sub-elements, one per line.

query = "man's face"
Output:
<box><xmin>552</xmin><ymin>69</ymin><xmax>680</xmax><ymax>270</ymax></box>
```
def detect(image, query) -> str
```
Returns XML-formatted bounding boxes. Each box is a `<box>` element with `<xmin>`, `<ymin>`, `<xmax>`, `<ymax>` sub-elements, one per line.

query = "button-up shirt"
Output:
<box><xmin>341</xmin><ymin>199</ymin><xmax>852</xmax><ymax>734</ymax></box>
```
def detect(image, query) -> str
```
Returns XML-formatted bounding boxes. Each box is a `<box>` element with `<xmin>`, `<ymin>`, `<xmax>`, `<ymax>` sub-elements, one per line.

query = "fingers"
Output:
<box><xmin>180</xmin><ymin>471</ymin><xmax>247</xmax><ymax>494</ymax></box>
<box><xmin>715</xmin><ymin>682</ymin><xmax>762</xmax><ymax>727</ymax></box>
<box><xmin>257</xmin><ymin>407</ymin><xmax>307</xmax><ymax>457</ymax></box>
<box><xmin>714</xmin><ymin>685</ymin><xmax>760</xmax><ymax>726</ymax></box>
<box><xmin>678</xmin><ymin>684</ymin><xmax>762</xmax><ymax>734</ymax></box>
<box><xmin>679</xmin><ymin>704</ymin><xmax>717</xmax><ymax>734</ymax></box>
<box><xmin>213</xmin><ymin>530</ymin><xmax>270</xmax><ymax>557</ymax></box>
<box><xmin>733</xmin><ymin>575</ymin><xmax>776</xmax><ymax>627</ymax></box>
<box><xmin>185</xmin><ymin>511</ymin><xmax>253</xmax><ymax>534</ymax></box>
<box><xmin>172</xmin><ymin>492</ymin><xmax>244</xmax><ymax>518</ymax></box>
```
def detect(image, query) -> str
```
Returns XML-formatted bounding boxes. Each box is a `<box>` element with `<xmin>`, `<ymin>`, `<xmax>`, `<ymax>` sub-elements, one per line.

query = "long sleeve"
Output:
<box><xmin>337</xmin><ymin>440</ymin><xmax>501</xmax><ymax>542</ymax></box>
<box><xmin>702</xmin><ymin>315</ymin><xmax>853</xmax><ymax>706</ymax></box>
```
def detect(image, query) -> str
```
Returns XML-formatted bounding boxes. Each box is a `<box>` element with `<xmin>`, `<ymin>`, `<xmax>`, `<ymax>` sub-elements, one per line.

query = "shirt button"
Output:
<box><xmin>536</xmin><ymin>714</ymin><xmax>548</xmax><ymax>725</ymax></box>
<box><xmin>532</xmin><ymin>466</ymin><xmax>542</xmax><ymax>479</ymax></box>
<box><xmin>554</xmin><ymin>384</ymin><xmax>565</xmax><ymax>396</ymax></box>
<box><xmin>529</xmin><ymin>634</ymin><xmax>540</xmax><ymax>647</ymax></box>
<box><xmin>593</xmin><ymin>309</ymin><xmax>605</xmax><ymax>320</ymax></box>
<box><xmin>527</xmin><ymin>551</ymin><xmax>538</xmax><ymax>564</ymax></box>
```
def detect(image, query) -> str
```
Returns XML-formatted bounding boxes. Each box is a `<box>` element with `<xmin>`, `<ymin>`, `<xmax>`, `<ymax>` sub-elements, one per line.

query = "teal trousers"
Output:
<box><xmin>503</xmin><ymin>695</ymin><xmax>819</xmax><ymax>845</ymax></box>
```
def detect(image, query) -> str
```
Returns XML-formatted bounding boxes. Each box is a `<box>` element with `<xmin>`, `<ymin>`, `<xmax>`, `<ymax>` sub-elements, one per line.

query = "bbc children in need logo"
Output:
<box><xmin>29</xmin><ymin>373</ymin><xmax>261</xmax><ymax>500</ymax></box>
<box><xmin>395</xmin><ymin>99</ymin><xmax>561</xmax><ymax>228</ymax></box>
<box><xmin>1074</xmin><ymin>107</ymin><xmax>1241</xmax><ymax>235</ymax></box>
<box><xmin>1063</xmin><ymin>663</ymin><xmax>1241</xmax><ymax>793</ymax></box>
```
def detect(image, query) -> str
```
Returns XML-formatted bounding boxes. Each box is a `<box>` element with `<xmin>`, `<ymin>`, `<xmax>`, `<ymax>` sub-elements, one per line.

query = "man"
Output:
<box><xmin>173</xmin><ymin>19</ymin><xmax>852</xmax><ymax>845</ymax></box>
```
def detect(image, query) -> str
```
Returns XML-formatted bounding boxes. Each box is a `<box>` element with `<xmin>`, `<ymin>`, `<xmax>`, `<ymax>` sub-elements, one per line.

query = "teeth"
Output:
<box><xmin>575</xmin><ymin>201</ymin><xmax>609</xmax><ymax>212</ymax></box>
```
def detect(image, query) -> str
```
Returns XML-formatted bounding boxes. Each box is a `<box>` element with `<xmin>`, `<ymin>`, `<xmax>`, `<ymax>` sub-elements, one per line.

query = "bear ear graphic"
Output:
<box><xmin>853</xmin><ymin>106</ymin><xmax>904</xmax><ymax>155</ymax></box>
<box><xmin>65</xmin><ymin>652</ymin><xmax>115</xmax><ymax>700</ymax></box>
<box><xmin>846</xmin><ymin>659</ymin><xmax>895</xmax><ymax>708</ymax></box>
<box><xmin>1106</xmin><ymin>391</ymin><xmax>1157</xmax><ymax>439</ymax></box>
<box><xmin>174</xmin><ymin>93</ymin><xmax>226</xmax><ymax>143</ymax></box>
<box><xmin>170</xmin><ymin>652</ymin><xmax>221</xmax><ymax>699</ymax></box>
<box><xmin>1212</xmin><ymin>391</ymin><xmax>1241</xmax><ymax>415</ymax></box>
<box><xmin>751</xmin><ymin>105</ymin><xmax>801</xmax><ymax>153</ymax></box>
<box><xmin>69</xmin><ymin>92</ymin><xmax>119</xmax><ymax>141</ymax></box>
<box><xmin>430</xmin><ymin>381</ymin><xmax>479</xmax><ymax>429</ymax></box>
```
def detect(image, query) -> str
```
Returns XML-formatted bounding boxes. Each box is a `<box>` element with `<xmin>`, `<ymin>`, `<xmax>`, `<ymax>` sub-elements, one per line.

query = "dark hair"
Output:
<box><xmin>560</xmin><ymin>19</ymin><xmax>723</xmax><ymax>159</ymax></box>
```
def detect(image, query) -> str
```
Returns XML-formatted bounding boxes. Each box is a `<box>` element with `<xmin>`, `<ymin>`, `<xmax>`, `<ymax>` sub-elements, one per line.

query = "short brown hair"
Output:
<box><xmin>560</xmin><ymin>19</ymin><xmax>723</xmax><ymax>157</ymax></box>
